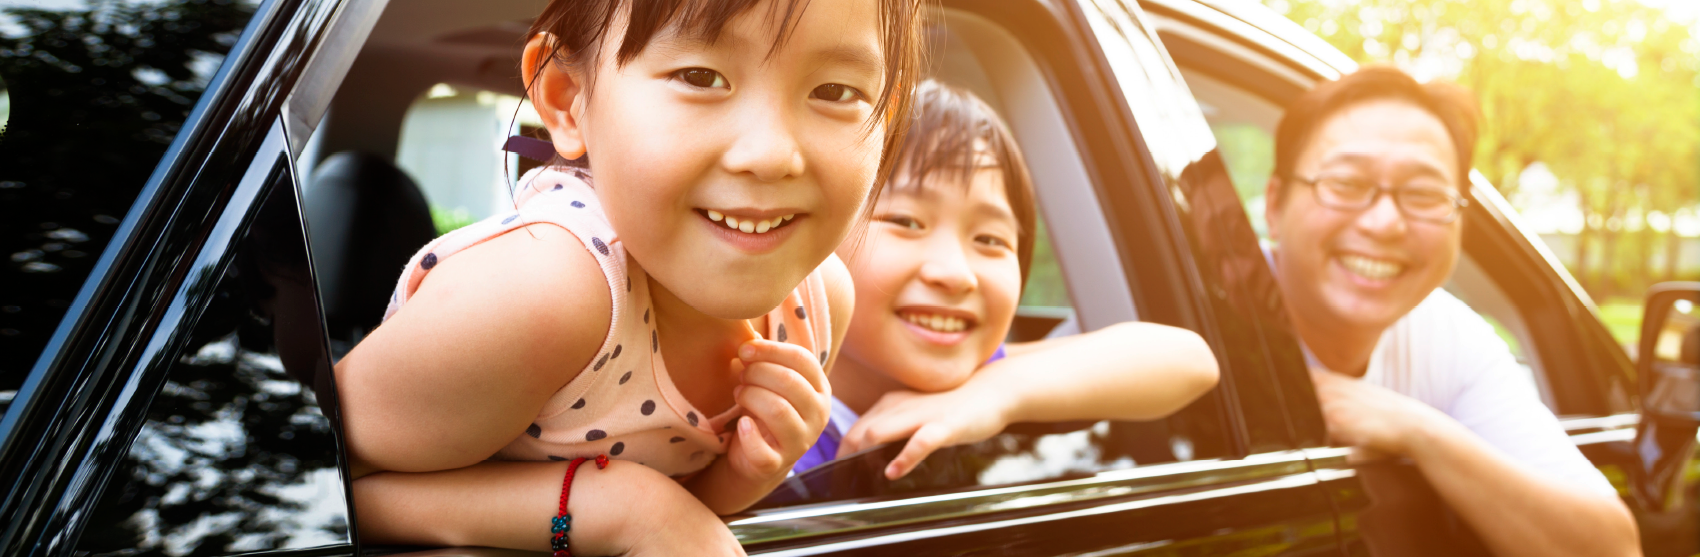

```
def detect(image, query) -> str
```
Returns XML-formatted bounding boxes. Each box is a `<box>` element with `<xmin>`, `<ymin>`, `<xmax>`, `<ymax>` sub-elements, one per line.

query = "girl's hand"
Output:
<box><xmin>726</xmin><ymin>339</ymin><xmax>832</xmax><ymax>482</ymax></box>
<box><xmin>838</xmin><ymin>383</ymin><xmax>1016</xmax><ymax>480</ymax></box>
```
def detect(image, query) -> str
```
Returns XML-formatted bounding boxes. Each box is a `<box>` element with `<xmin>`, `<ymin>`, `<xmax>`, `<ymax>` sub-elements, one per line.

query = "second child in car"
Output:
<box><xmin>332</xmin><ymin>0</ymin><xmax>927</xmax><ymax>554</ymax></box>
<box><xmin>795</xmin><ymin>80</ymin><xmax>1221</xmax><ymax>479</ymax></box>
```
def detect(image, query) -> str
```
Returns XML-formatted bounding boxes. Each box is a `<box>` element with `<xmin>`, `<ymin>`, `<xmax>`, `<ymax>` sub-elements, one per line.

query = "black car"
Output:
<box><xmin>1</xmin><ymin>0</ymin><xmax>1695</xmax><ymax>555</ymax></box>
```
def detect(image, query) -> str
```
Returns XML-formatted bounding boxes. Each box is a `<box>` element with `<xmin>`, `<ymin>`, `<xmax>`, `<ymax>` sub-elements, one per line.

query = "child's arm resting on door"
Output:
<box><xmin>335</xmin><ymin>224</ymin><xmax>741</xmax><ymax>554</ymax></box>
<box><xmin>686</xmin><ymin>255</ymin><xmax>856</xmax><ymax>515</ymax></box>
<box><xmin>840</xmin><ymin>322</ymin><xmax>1220</xmax><ymax>479</ymax></box>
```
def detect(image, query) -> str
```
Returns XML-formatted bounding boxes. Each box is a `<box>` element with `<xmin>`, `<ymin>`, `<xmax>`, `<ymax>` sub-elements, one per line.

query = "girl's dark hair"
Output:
<box><xmin>895</xmin><ymin>79</ymin><xmax>1038</xmax><ymax>291</ymax></box>
<box><xmin>525</xmin><ymin>0</ymin><xmax>929</xmax><ymax>190</ymax></box>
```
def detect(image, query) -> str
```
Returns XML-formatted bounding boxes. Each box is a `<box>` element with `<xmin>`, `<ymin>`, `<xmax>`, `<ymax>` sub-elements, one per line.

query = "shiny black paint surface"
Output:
<box><xmin>0</xmin><ymin>0</ymin><xmax>356</xmax><ymax>553</ymax></box>
<box><xmin>75</xmin><ymin>141</ymin><xmax>352</xmax><ymax>554</ymax></box>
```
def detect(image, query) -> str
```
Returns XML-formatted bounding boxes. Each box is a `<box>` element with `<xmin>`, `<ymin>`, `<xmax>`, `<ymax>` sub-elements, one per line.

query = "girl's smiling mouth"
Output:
<box><xmin>896</xmin><ymin>307</ymin><xmax>978</xmax><ymax>346</ymax></box>
<box><xmin>695</xmin><ymin>208</ymin><xmax>805</xmax><ymax>253</ymax></box>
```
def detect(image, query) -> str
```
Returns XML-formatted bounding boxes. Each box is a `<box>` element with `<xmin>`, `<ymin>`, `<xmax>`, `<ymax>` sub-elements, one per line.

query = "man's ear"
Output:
<box><xmin>522</xmin><ymin>33</ymin><xmax>588</xmax><ymax>160</ymax></box>
<box><xmin>1263</xmin><ymin>175</ymin><xmax>1284</xmax><ymax>242</ymax></box>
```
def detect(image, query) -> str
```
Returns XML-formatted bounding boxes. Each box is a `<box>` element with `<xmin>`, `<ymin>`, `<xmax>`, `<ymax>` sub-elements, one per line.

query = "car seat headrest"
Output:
<box><xmin>304</xmin><ymin>152</ymin><xmax>437</xmax><ymax>343</ymax></box>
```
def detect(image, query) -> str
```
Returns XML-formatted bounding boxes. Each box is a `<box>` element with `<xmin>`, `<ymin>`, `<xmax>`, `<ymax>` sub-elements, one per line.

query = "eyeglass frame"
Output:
<box><xmin>1285</xmin><ymin>173</ymin><xmax>1471</xmax><ymax>224</ymax></box>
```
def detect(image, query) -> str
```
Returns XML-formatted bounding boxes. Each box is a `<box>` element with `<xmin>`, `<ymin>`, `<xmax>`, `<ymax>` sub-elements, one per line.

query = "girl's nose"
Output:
<box><xmin>721</xmin><ymin>105</ymin><xmax>805</xmax><ymax>182</ymax></box>
<box><xmin>917</xmin><ymin>240</ymin><xmax>977</xmax><ymax>296</ymax></box>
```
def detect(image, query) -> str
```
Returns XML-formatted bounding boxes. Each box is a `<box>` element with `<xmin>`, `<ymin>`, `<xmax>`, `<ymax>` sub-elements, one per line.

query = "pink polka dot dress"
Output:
<box><xmin>379</xmin><ymin>166</ymin><xmax>832</xmax><ymax>477</ymax></box>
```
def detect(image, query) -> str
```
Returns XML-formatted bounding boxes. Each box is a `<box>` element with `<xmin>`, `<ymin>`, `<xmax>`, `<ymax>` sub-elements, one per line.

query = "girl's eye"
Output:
<box><xmin>976</xmin><ymin>235</ymin><xmax>1012</xmax><ymax>249</ymax></box>
<box><xmin>810</xmin><ymin>83</ymin><xmax>860</xmax><ymax>103</ymax></box>
<box><xmin>881</xmin><ymin>215</ymin><xmax>922</xmax><ymax>230</ymax></box>
<box><xmin>676</xmin><ymin>68</ymin><xmax>728</xmax><ymax>89</ymax></box>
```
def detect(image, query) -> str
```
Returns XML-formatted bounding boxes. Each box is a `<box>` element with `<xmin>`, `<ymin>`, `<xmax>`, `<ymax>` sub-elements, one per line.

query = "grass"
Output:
<box><xmin>430</xmin><ymin>205</ymin><xmax>477</xmax><ymax>235</ymax></box>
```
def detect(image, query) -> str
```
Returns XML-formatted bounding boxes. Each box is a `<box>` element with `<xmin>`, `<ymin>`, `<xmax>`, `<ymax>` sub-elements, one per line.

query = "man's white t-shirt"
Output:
<box><xmin>1320</xmin><ymin>288</ymin><xmax>1618</xmax><ymax>499</ymax></box>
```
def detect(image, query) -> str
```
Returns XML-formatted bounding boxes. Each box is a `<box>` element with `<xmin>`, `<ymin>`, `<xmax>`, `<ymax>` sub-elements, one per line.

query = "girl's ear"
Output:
<box><xmin>522</xmin><ymin>33</ymin><xmax>588</xmax><ymax>160</ymax></box>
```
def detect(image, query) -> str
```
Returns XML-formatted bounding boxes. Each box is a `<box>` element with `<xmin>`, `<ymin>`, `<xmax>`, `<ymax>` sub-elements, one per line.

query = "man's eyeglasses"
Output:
<box><xmin>1289</xmin><ymin>174</ymin><xmax>1470</xmax><ymax>224</ymax></box>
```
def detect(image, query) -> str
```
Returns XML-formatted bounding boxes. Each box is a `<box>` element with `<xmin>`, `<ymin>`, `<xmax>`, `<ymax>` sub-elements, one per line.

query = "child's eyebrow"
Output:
<box><xmin>972</xmin><ymin>199</ymin><xmax>1018</xmax><ymax>226</ymax></box>
<box><xmin>808</xmin><ymin>44</ymin><xmax>883</xmax><ymax>77</ymax></box>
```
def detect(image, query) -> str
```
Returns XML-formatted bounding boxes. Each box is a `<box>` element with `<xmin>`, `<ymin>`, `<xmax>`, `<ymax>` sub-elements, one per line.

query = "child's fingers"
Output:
<box><xmin>837</xmin><ymin>413</ymin><xmax>921</xmax><ymax>459</ymax></box>
<box><xmin>885</xmin><ymin>423</ymin><xmax>953</xmax><ymax>480</ymax></box>
<box><xmin>735</xmin><ymin>416</ymin><xmax>784</xmax><ymax>474</ymax></box>
<box><xmin>740</xmin><ymin>361</ymin><xmax>826</xmax><ymax>426</ymax></box>
<box><xmin>735</xmin><ymin>385</ymin><xmax>809</xmax><ymax>452</ymax></box>
<box><xmin>737</xmin><ymin>340</ymin><xmax>826</xmax><ymax>393</ymax></box>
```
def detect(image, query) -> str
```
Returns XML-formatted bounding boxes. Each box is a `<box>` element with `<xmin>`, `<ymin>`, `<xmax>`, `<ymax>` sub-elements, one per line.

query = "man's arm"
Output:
<box><xmin>1311</xmin><ymin>370</ymin><xmax>1638</xmax><ymax>557</ymax></box>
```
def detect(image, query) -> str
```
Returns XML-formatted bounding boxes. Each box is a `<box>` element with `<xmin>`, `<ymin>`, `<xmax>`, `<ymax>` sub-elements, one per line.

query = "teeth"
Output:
<box><xmin>704</xmin><ymin>212</ymin><xmax>797</xmax><ymax>234</ymax></box>
<box><xmin>902</xmin><ymin>312</ymin><xmax>968</xmax><ymax>333</ymax></box>
<box><xmin>1338</xmin><ymin>254</ymin><xmax>1405</xmax><ymax>280</ymax></box>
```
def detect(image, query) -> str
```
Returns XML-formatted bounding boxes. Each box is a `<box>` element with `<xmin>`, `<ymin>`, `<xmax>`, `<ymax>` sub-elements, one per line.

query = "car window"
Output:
<box><xmin>75</xmin><ymin>170</ymin><xmax>352</xmax><ymax>556</ymax></box>
<box><xmin>0</xmin><ymin>0</ymin><xmax>261</xmax><ymax>415</ymax></box>
<box><xmin>750</xmin><ymin>7</ymin><xmax>1233</xmax><ymax>508</ymax></box>
<box><xmin>1174</xmin><ymin>63</ymin><xmax>1554</xmax><ymax>408</ymax></box>
<box><xmin>301</xmin><ymin>0</ymin><xmax>1234</xmax><ymax>529</ymax></box>
<box><xmin>391</xmin><ymin>83</ymin><xmax>544</xmax><ymax>234</ymax></box>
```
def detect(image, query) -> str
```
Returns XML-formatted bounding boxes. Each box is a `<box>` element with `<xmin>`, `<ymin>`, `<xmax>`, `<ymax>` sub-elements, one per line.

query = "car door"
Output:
<box><xmin>714</xmin><ymin>0</ymin><xmax>1342</xmax><ymax>554</ymax></box>
<box><xmin>0</xmin><ymin>0</ymin><xmax>1347</xmax><ymax>554</ymax></box>
<box><xmin>1138</xmin><ymin>0</ymin><xmax>1700</xmax><ymax>554</ymax></box>
<box><xmin>0</xmin><ymin>0</ymin><xmax>384</xmax><ymax>554</ymax></box>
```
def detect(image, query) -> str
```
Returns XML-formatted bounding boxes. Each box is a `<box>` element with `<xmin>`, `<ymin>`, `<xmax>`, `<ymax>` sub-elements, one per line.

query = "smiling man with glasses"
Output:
<box><xmin>1263</xmin><ymin>66</ymin><xmax>1638</xmax><ymax>557</ymax></box>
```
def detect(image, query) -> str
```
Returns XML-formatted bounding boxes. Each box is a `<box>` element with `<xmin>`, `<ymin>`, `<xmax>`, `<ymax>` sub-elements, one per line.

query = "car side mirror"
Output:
<box><xmin>1631</xmin><ymin>282</ymin><xmax>1700</xmax><ymax>512</ymax></box>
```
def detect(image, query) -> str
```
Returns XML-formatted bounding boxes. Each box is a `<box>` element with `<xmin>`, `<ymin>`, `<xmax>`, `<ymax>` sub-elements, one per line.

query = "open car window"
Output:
<box><xmin>1172</xmin><ymin>62</ymin><xmax>1556</xmax><ymax>410</ymax></box>
<box><xmin>741</xmin><ymin>6</ymin><xmax>1235</xmax><ymax>512</ymax></box>
<box><xmin>293</xmin><ymin>0</ymin><xmax>1238</xmax><ymax>542</ymax></box>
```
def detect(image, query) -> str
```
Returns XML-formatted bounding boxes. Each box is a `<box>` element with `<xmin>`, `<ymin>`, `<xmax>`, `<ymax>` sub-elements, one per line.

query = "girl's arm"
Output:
<box><xmin>840</xmin><ymin>322</ymin><xmax>1220</xmax><ymax>479</ymax></box>
<box><xmin>337</xmin><ymin>224</ymin><xmax>608</xmax><ymax>475</ymax></box>
<box><xmin>991</xmin><ymin>321</ymin><xmax>1219</xmax><ymax>423</ymax></box>
<box><xmin>337</xmin><ymin>225</ymin><xmax>738</xmax><ymax>553</ymax></box>
<box><xmin>356</xmin><ymin>460</ymin><xmax>745</xmax><ymax>556</ymax></box>
<box><xmin>686</xmin><ymin>255</ymin><xmax>856</xmax><ymax>515</ymax></box>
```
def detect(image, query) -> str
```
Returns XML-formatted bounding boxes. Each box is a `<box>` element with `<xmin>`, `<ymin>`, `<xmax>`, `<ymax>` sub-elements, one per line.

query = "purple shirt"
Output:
<box><xmin>791</xmin><ymin>344</ymin><xmax>1008</xmax><ymax>475</ymax></box>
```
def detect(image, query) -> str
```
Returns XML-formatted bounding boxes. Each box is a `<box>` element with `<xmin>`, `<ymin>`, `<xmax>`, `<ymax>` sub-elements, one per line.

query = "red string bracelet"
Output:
<box><xmin>552</xmin><ymin>454</ymin><xmax>609</xmax><ymax>557</ymax></box>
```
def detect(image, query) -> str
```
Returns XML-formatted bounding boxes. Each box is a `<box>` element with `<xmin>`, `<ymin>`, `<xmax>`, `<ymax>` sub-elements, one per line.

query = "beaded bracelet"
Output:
<box><xmin>552</xmin><ymin>454</ymin><xmax>609</xmax><ymax>557</ymax></box>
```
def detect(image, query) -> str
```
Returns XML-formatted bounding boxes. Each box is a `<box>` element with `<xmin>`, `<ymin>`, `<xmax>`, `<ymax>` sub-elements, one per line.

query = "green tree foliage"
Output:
<box><xmin>1265</xmin><ymin>0</ymin><xmax>1700</xmax><ymax>298</ymax></box>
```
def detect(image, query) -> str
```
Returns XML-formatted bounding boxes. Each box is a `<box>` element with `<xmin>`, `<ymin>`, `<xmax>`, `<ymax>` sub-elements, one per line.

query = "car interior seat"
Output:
<box><xmin>304</xmin><ymin>151</ymin><xmax>438</xmax><ymax>354</ymax></box>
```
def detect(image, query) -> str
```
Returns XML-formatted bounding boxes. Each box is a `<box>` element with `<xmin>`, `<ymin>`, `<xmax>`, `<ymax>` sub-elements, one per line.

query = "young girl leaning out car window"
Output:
<box><xmin>794</xmin><ymin>80</ymin><xmax>1221</xmax><ymax>480</ymax></box>
<box><xmin>331</xmin><ymin>0</ymin><xmax>927</xmax><ymax>553</ymax></box>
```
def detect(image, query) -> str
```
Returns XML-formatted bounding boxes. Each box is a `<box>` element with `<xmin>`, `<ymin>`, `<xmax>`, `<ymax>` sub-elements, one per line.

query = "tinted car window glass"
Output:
<box><xmin>75</xmin><ymin>176</ymin><xmax>352</xmax><ymax>556</ymax></box>
<box><xmin>0</xmin><ymin>0</ymin><xmax>259</xmax><ymax>412</ymax></box>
